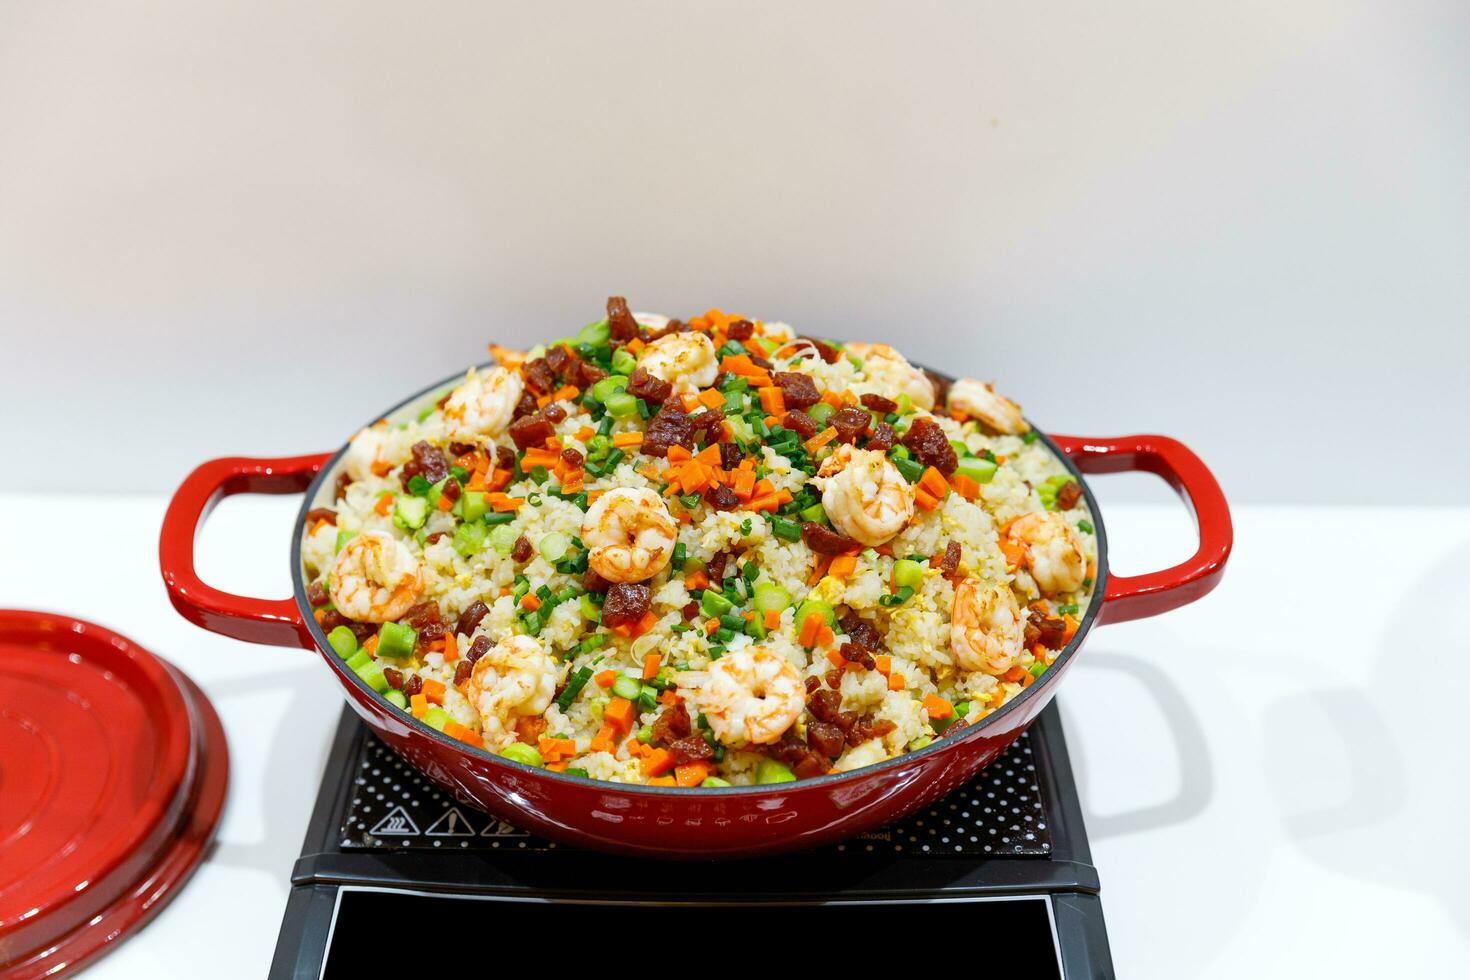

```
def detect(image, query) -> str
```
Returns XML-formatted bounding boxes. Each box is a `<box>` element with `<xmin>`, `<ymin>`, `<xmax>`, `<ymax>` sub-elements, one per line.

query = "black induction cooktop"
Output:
<box><xmin>270</xmin><ymin>702</ymin><xmax>1112</xmax><ymax>978</ymax></box>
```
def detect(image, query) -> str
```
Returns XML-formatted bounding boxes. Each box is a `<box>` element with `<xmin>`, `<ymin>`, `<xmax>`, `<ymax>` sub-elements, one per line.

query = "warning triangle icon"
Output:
<box><xmin>369</xmin><ymin>805</ymin><xmax>421</xmax><ymax>836</ymax></box>
<box><xmin>425</xmin><ymin>806</ymin><xmax>477</xmax><ymax>837</ymax></box>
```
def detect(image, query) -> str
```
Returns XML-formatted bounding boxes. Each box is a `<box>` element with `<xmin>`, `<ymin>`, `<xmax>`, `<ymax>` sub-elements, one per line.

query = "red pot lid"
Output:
<box><xmin>0</xmin><ymin>610</ymin><xmax>227</xmax><ymax>979</ymax></box>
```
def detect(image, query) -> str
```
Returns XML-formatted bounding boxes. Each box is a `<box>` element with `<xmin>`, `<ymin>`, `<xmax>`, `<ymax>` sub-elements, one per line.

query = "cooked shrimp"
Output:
<box><xmin>329</xmin><ymin>530</ymin><xmax>424</xmax><ymax>623</ymax></box>
<box><xmin>696</xmin><ymin>646</ymin><xmax>804</xmax><ymax>746</ymax></box>
<box><xmin>442</xmin><ymin>366</ymin><xmax>523</xmax><ymax>444</ymax></box>
<box><xmin>847</xmin><ymin>342</ymin><xmax>935</xmax><ymax>411</ymax></box>
<box><xmin>816</xmin><ymin>445</ymin><xmax>914</xmax><ymax>546</ymax></box>
<box><xmin>951</xmin><ymin>577</ymin><xmax>1025</xmax><ymax>675</ymax></box>
<box><xmin>949</xmin><ymin>378</ymin><xmax>1027</xmax><ymax>435</ymax></box>
<box><xmin>1005</xmin><ymin>512</ymin><xmax>1087</xmax><ymax>596</ymax></box>
<box><xmin>580</xmin><ymin>487</ymin><xmax>678</xmax><ymax>583</ymax></box>
<box><xmin>343</xmin><ymin>425</ymin><xmax>406</xmax><ymax>481</ymax></box>
<box><xmin>465</xmin><ymin>635</ymin><xmax>559</xmax><ymax>749</ymax></box>
<box><xmin>637</xmin><ymin>331</ymin><xmax>718</xmax><ymax>394</ymax></box>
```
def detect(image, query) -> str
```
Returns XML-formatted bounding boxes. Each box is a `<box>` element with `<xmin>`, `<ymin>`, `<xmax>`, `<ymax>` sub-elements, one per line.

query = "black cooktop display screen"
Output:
<box><xmin>321</xmin><ymin>888</ymin><xmax>1062</xmax><ymax>978</ymax></box>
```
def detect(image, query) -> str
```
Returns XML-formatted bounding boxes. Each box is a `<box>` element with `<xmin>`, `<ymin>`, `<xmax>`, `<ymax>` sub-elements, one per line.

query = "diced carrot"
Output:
<box><xmin>490</xmin><ymin>495</ymin><xmax>526</xmax><ymax>512</ymax></box>
<box><xmin>1062</xmin><ymin>613</ymin><xmax>1079</xmax><ymax>643</ymax></box>
<box><xmin>589</xmin><ymin>723</ymin><xmax>617</xmax><ymax>754</ymax></box>
<box><xmin>704</xmin><ymin>617</ymin><xmax>720</xmax><ymax>636</ymax></box>
<box><xmin>487</xmin><ymin>469</ymin><xmax>513</xmax><ymax>492</ymax></box>
<box><xmin>874</xmin><ymin>655</ymin><xmax>892</xmax><ymax>676</ymax></box>
<box><xmin>798</xmin><ymin>611</ymin><xmax>823</xmax><ymax>648</ymax></box>
<box><xmin>612</xmin><ymin>431</ymin><xmax>644</xmax><ymax>448</ymax></box>
<box><xmin>647</xmin><ymin>775</ymin><xmax>677</xmax><ymax>787</ymax></box>
<box><xmin>521</xmin><ymin>448</ymin><xmax>561</xmax><ymax>469</ymax></box>
<box><xmin>410</xmin><ymin>692</ymin><xmax>428</xmax><ymax>718</ymax></box>
<box><xmin>559</xmin><ymin>469</ymin><xmax>585</xmax><ymax>494</ymax></box>
<box><xmin>746</xmin><ymin>493</ymin><xmax>782</xmax><ymax>513</ymax></box>
<box><xmin>816</xmin><ymin>625</ymin><xmax>834</xmax><ymax>647</ymax></box>
<box><xmin>422</xmin><ymin>679</ymin><xmax>445</xmax><ymax>705</ymax></box>
<box><xmin>625</xmin><ymin>336</ymin><xmax>646</xmax><ymax>355</ymax></box>
<box><xmin>667</xmin><ymin>445</ymin><xmax>693</xmax><ymax>463</ymax></box>
<box><xmin>914</xmin><ymin>488</ymin><xmax>939</xmax><ymax>511</ymax></box>
<box><xmin>732</xmin><ymin>470</ymin><xmax>757</xmax><ymax>501</ymax></box>
<box><xmin>888</xmin><ymin>672</ymin><xmax>906</xmax><ymax>691</ymax></box>
<box><xmin>594</xmin><ymin>669</ymin><xmax>617</xmax><ymax>688</ymax></box>
<box><xmin>828</xmin><ymin>555</ymin><xmax>857</xmax><ymax>579</ymax></box>
<box><xmin>950</xmin><ymin>473</ymin><xmax>980</xmax><ymax>501</ymax></box>
<box><xmin>441</xmin><ymin>634</ymin><xmax>458</xmax><ymax>662</ymax></box>
<box><xmin>640</xmin><ymin>747</ymin><xmax>676</xmax><ymax>777</ymax></box>
<box><xmin>370</xmin><ymin>459</ymin><xmax>393</xmax><ymax>477</ymax></box>
<box><xmin>642</xmin><ymin>654</ymin><xmax>662</xmax><ymax>680</ymax></box>
<box><xmin>922</xmin><ymin>694</ymin><xmax>953</xmax><ymax>719</ymax></box>
<box><xmin>520</xmin><ymin>593</ymin><xmax>541</xmax><ymax>611</ymax></box>
<box><xmin>763</xmin><ymin>607</ymin><xmax>782</xmax><ymax>630</ymax></box>
<box><xmin>1004</xmin><ymin>665</ymin><xmax>1028</xmax><ymax>683</ymax></box>
<box><xmin>804</xmin><ymin>427</ymin><xmax>838</xmax><ymax>452</ymax></box>
<box><xmin>546</xmin><ymin>760</ymin><xmax>569</xmax><ymax>772</ymax></box>
<box><xmin>374</xmin><ymin>492</ymin><xmax>393</xmax><ymax>516</ymax></box>
<box><xmin>313</xmin><ymin>608</ymin><xmax>326</xmax><ymax>626</ymax></box>
<box><xmin>919</xmin><ymin>466</ymin><xmax>950</xmax><ymax>500</ymax></box>
<box><xmin>436</xmin><ymin>493</ymin><xmax>455</xmax><ymax>512</ymax></box>
<box><xmin>685</xmin><ymin>569</ymin><xmax>710</xmax><ymax>591</ymax></box>
<box><xmin>678</xmin><ymin>460</ymin><xmax>711</xmax><ymax>493</ymax></box>
<box><xmin>826</xmin><ymin>649</ymin><xmax>847</xmax><ymax>669</ymax></box>
<box><xmin>538</xmin><ymin>736</ymin><xmax>577</xmax><ymax>762</ymax></box>
<box><xmin>697</xmin><ymin>388</ymin><xmax>726</xmax><ymax>410</ymax></box>
<box><xmin>576</xmin><ymin>425</ymin><xmax>595</xmax><ymax>441</ymax></box>
<box><xmin>362</xmin><ymin>634</ymin><xmax>378</xmax><ymax>656</ymax></box>
<box><xmin>629</xmin><ymin>610</ymin><xmax>658</xmax><ymax>639</ymax></box>
<box><xmin>443</xmin><ymin>720</ymin><xmax>470</xmax><ymax>740</ymax></box>
<box><xmin>675</xmin><ymin>761</ymin><xmax>715</xmax><ymax>787</ymax></box>
<box><xmin>757</xmin><ymin>386</ymin><xmax>786</xmax><ymax>415</ymax></box>
<box><xmin>552</xmin><ymin>384</ymin><xmax>579</xmax><ymax>403</ymax></box>
<box><xmin>604</xmin><ymin>697</ymin><xmax>637</xmax><ymax>735</ymax></box>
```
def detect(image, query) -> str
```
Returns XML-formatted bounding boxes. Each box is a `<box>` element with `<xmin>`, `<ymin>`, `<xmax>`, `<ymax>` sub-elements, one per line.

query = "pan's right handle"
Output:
<box><xmin>160</xmin><ymin>454</ymin><xmax>331</xmax><ymax>648</ymax></box>
<box><xmin>1050</xmin><ymin>434</ymin><xmax>1232</xmax><ymax>626</ymax></box>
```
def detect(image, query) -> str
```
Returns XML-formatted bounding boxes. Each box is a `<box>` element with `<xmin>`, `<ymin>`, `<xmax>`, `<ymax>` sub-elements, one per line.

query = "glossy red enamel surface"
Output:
<box><xmin>1051</xmin><ymin>434</ymin><xmax>1232</xmax><ymax>624</ymax></box>
<box><xmin>160</xmin><ymin>454</ymin><xmax>327</xmax><ymax>648</ymax></box>
<box><xmin>159</xmin><ymin>427</ymin><xmax>1231</xmax><ymax>858</ymax></box>
<box><xmin>0</xmin><ymin>611</ymin><xmax>228</xmax><ymax>977</ymax></box>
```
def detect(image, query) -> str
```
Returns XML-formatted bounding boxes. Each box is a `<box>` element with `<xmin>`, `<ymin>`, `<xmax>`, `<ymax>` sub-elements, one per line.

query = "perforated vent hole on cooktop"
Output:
<box><xmin>340</xmin><ymin>732</ymin><xmax>1052</xmax><ymax>858</ymax></box>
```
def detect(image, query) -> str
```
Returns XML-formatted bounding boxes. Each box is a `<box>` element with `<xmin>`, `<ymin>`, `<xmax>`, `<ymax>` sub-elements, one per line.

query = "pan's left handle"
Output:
<box><xmin>160</xmin><ymin>454</ymin><xmax>331</xmax><ymax>648</ymax></box>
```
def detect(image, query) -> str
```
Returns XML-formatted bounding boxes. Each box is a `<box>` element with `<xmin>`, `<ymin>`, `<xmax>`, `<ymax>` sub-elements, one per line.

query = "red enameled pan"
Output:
<box><xmin>159</xmin><ymin>366</ymin><xmax>1230</xmax><ymax>858</ymax></box>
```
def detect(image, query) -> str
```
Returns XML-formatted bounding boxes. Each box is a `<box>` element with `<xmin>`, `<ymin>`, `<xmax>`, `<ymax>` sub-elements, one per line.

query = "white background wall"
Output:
<box><xmin>2</xmin><ymin>1</ymin><xmax>1466</xmax><ymax>503</ymax></box>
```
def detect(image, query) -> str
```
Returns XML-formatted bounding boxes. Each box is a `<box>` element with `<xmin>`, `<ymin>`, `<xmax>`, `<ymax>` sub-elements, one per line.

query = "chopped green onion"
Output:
<box><xmin>892</xmin><ymin>559</ymin><xmax>925</xmax><ymax>590</ymax></box>
<box><xmin>354</xmin><ymin>659</ymin><xmax>390</xmax><ymax>693</ymax></box>
<box><xmin>452</xmin><ymin>521</ymin><xmax>487</xmax><ymax>557</ymax></box>
<box><xmin>954</xmin><ymin>457</ymin><xmax>998</xmax><ymax>485</ymax></box>
<box><xmin>670</xmin><ymin>541</ymin><xmax>687</xmax><ymax>571</ymax></box>
<box><xmin>755</xmin><ymin>759</ymin><xmax>796</xmax><ymax>784</ymax></box>
<box><xmin>566</xmin><ymin>767</ymin><xmax>590</xmax><ymax>778</ymax></box>
<box><xmin>891</xmin><ymin>455</ymin><xmax>925</xmax><ymax>483</ymax></box>
<box><xmin>794</xmin><ymin>599</ymin><xmax>836</xmax><ymax>628</ymax></box>
<box><xmin>611</xmin><ymin>347</ymin><xmax>638</xmax><ymax>375</ymax></box>
<box><xmin>768</xmin><ymin>515</ymin><xmax>801</xmax><ymax>541</ymax></box>
<box><xmin>579</xmin><ymin>593</ymin><xmax>601</xmax><ymax>623</ymax></box>
<box><xmin>537</xmin><ymin>531</ymin><xmax>571</xmax><ymax>563</ymax></box>
<box><xmin>612</xmin><ymin>675</ymin><xmax>642</xmax><ymax>701</ymax></box>
<box><xmin>700</xmin><ymin>589</ymin><xmax>734</xmax><ymax>618</ymax></box>
<box><xmin>1021</xmin><ymin>430</ymin><xmax>1038</xmax><ymax>445</ymax></box>
<box><xmin>1078</xmin><ymin>519</ymin><xmax>1094</xmax><ymax>534</ymax></box>
<box><xmin>375</xmin><ymin>622</ymin><xmax>417</xmax><ymax>660</ymax></box>
<box><xmin>327</xmin><ymin>625</ymin><xmax>358</xmax><ymax>659</ymax></box>
<box><xmin>500</xmin><ymin>742</ymin><xmax>544</xmax><ymax>767</ymax></box>
<box><xmin>1029</xmin><ymin>661</ymin><xmax>1047</xmax><ymax>678</ymax></box>
<box><xmin>604</xmin><ymin>392</ymin><xmax>638</xmax><ymax>418</ymax></box>
<box><xmin>798</xmin><ymin>503</ymin><xmax>827</xmax><ymax>525</ymax></box>
<box><xmin>807</xmin><ymin>402</ymin><xmax>836</xmax><ymax>426</ymax></box>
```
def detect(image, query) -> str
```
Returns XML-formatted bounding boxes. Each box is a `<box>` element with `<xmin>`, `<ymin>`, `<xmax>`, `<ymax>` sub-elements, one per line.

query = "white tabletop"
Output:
<box><xmin>4</xmin><ymin>494</ymin><xmax>1466</xmax><ymax>977</ymax></box>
